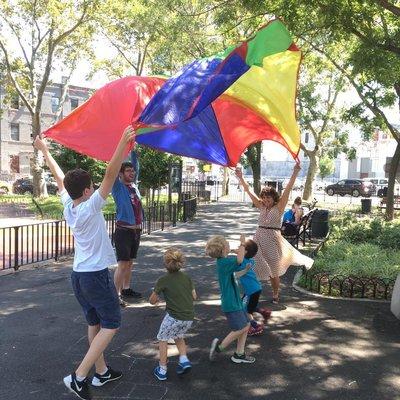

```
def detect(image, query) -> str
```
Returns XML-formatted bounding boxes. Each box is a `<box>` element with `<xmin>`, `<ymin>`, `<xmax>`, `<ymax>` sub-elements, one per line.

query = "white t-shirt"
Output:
<box><xmin>60</xmin><ymin>189</ymin><xmax>117</xmax><ymax>272</ymax></box>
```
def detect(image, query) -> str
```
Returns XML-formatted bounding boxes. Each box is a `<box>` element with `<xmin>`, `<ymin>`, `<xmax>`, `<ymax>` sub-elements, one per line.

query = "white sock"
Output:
<box><xmin>98</xmin><ymin>367</ymin><xmax>108</xmax><ymax>376</ymax></box>
<box><xmin>159</xmin><ymin>364</ymin><xmax>167</xmax><ymax>373</ymax></box>
<box><xmin>76</xmin><ymin>375</ymin><xmax>86</xmax><ymax>382</ymax></box>
<box><xmin>179</xmin><ymin>355</ymin><xmax>189</xmax><ymax>363</ymax></box>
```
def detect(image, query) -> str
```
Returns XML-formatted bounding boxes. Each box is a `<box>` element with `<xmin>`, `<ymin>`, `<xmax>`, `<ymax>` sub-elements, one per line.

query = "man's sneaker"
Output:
<box><xmin>231</xmin><ymin>352</ymin><xmax>256</xmax><ymax>364</ymax></box>
<box><xmin>91</xmin><ymin>366</ymin><xmax>123</xmax><ymax>387</ymax></box>
<box><xmin>63</xmin><ymin>373</ymin><xmax>91</xmax><ymax>400</ymax></box>
<box><xmin>209</xmin><ymin>338</ymin><xmax>220</xmax><ymax>361</ymax></box>
<box><xmin>248</xmin><ymin>324</ymin><xmax>264</xmax><ymax>336</ymax></box>
<box><xmin>153</xmin><ymin>366</ymin><xmax>167</xmax><ymax>381</ymax></box>
<box><xmin>176</xmin><ymin>360</ymin><xmax>192</xmax><ymax>375</ymax></box>
<box><xmin>257</xmin><ymin>307</ymin><xmax>272</xmax><ymax>320</ymax></box>
<box><xmin>119</xmin><ymin>296</ymin><xmax>128</xmax><ymax>307</ymax></box>
<box><xmin>121</xmin><ymin>288</ymin><xmax>142</xmax><ymax>298</ymax></box>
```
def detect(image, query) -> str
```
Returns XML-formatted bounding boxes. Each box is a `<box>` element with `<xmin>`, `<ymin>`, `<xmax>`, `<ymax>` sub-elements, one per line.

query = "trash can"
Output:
<box><xmin>311</xmin><ymin>209</ymin><xmax>329</xmax><ymax>238</ymax></box>
<box><xmin>361</xmin><ymin>198</ymin><xmax>372</xmax><ymax>214</ymax></box>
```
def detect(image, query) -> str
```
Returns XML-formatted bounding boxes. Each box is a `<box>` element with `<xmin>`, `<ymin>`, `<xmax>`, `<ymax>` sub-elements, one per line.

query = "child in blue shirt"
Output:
<box><xmin>206</xmin><ymin>234</ymin><xmax>255</xmax><ymax>364</ymax></box>
<box><xmin>236</xmin><ymin>239</ymin><xmax>271</xmax><ymax>336</ymax></box>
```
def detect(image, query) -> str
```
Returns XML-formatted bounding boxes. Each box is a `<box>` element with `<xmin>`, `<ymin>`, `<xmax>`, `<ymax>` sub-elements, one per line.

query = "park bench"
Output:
<box><xmin>379</xmin><ymin>196</ymin><xmax>400</xmax><ymax>211</ymax></box>
<box><xmin>282</xmin><ymin>208</ymin><xmax>316</xmax><ymax>248</ymax></box>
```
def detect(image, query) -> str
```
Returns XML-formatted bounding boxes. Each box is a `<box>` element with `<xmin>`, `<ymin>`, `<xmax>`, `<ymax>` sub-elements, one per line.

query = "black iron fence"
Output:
<box><xmin>1</xmin><ymin>198</ymin><xmax>196</xmax><ymax>271</ymax></box>
<box><xmin>299</xmin><ymin>268</ymin><xmax>395</xmax><ymax>300</ymax></box>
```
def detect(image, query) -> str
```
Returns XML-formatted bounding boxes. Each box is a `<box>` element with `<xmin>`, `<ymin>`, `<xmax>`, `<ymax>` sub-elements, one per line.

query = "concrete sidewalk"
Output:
<box><xmin>1</xmin><ymin>202</ymin><xmax>399</xmax><ymax>400</ymax></box>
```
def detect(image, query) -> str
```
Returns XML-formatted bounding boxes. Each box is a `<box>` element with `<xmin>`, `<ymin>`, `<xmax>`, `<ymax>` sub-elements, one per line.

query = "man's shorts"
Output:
<box><xmin>114</xmin><ymin>226</ymin><xmax>141</xmax><ymax>261</ymax></box>
<box><xmin>224</xmin><ymin>309</ymin><xmax>250</xmax><ymax>331</ymax></box>
<box><xmin>71</xmin><ymin>268</ymin><xmax>121</xmax><ymax>329</ymax></box>
<box><xmin>157</xmin><ymin>313</ymin><xmax>193</xmax><ymax>341</ymax></box>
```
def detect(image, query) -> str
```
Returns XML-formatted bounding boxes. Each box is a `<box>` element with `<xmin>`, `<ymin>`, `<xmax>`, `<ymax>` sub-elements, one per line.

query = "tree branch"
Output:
<box><xmin>373</xmin><ymin>0</ymin><xmax>400</xmax><ymax>17</ymax></box>
<box><xmin>0</xmin><ymin>39</ymin><xmax>34</xmax><ymax>115</ymax></box>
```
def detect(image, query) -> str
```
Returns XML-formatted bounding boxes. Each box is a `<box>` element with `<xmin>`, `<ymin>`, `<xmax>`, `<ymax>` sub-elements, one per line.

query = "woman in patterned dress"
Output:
<box><xmin>236</xmin><ymin>164</ymin><xmax>313</xmax><ymax>303</ymax></box>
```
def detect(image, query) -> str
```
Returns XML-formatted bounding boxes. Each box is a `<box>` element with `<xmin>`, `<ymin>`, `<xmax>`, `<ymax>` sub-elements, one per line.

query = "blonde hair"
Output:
<box><xmin>164</xmin><ymin>248</ymin><xmax>185</xmax><ymax>272</ymax></box>
<box><xmin>205</xmin><ymin>235</ymin><xmax>228</xmax><ymax>259</ymax></box>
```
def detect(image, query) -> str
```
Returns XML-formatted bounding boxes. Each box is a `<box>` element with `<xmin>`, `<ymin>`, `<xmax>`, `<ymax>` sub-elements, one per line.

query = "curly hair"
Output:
<box><xmin>205</xmin><ymin>235</ymin><xmax>228</xmax><ymax>259</ymax></box>
<box><xmin>259</xmin><ymin>186</ymin><xmax>280</xmax><ymax>204</ymax></box>
<box><xmin>164</xmin><ymin>248</ymin><xmax>185</xmax><ymax>272</ymax></box>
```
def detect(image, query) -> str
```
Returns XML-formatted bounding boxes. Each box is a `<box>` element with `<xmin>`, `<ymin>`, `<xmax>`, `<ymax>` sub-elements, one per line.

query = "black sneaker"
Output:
<box><xmin>119</xmin><ymin>296</ymin><xmax>128</xmax><ymax>307</ymax></box>
<box><xmin>231</xmin><ymin>352</ymin><xmax>256</xmax><ymax>364</ymax></box>
<box><xmin>63</xmin><ymin>373</ymin><xmax>91</xmax><ymax>400</ymax></box>
<box><xmin>121</xmin><ymin>288</ymin><xmax>142</xmax><ymax>298</ymax></box>
<box><xmin>91</xmin><ymin>366</ymin><xmax>123</xmax><ymax>387</ymax></box>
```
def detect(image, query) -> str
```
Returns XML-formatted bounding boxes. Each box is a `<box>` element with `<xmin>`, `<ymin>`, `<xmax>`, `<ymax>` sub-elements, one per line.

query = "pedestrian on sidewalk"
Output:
<box><xmin>112</xmin><ymin>151</ymin><xmax>144</xmax><ymax>307</ymax></box>
<box><xmin>235</xmin><ymin>165</ymin><xmax>314</xmax><ymax>304</ymax></box>
<box><xmin>34</xmin><ymin>126</ymin><xmax>136</xmax><ymax>400</ymax></box>
<box><xmin>206</xmin><ymin>234</ymin><xmax>256</xmax><ymax>364</ymax></box>
<box><xmin>149</xmin><ymin>248</ymin><xmax>197</xmax><ymax>381</ymax></box>
<box><xmin>234</xmin><ymin>238</ymin><xmax>271</xmax><ymax>336</ymax></box>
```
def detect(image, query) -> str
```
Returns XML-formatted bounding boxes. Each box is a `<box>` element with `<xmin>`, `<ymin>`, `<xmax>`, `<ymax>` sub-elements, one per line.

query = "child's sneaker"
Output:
<box><xmin>176</xmin><ymin>360</ymin><xmax>192</xmax><ymax>375</ymax></box>
<box><xmin>209</xmin><ymin>338</ymin><xmax>220</xmax><ymax>361</ymax></box>
<box><xmin>231</xmin><ymin>352</ymin><xmax>256</xmax><ymax>364</ymax></box>
<box><xmin>257</xmin><ymin>307</ymin><xmax>272</xmax><ymax>320</ymax></box>
<box><xmin>63</xmin><ymin>373</ymin><xmax>91</xmax><ymax>400</ymax></box>
<box><xmin>248</xmin><ymin>324</ymin><xmax>263</xmax><ymax>336</ymax></box>
<box><xmin>153</xmin><ymin>366</ymin><xmax>167</xmax><ymax>381</ymax></box>
<box><xmin>91</xmin><ymin>366</ymin><xmax>122</xmax><ymax>386</ymax></box>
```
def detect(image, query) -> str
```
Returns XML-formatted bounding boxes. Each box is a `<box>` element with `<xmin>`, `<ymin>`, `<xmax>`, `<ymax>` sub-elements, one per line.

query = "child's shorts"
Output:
<box><xmin>245</xmin><ymin>290</ymin><xmax>262</xmax><ymax>314</ymax></box>
<box><xmin>224</xmin><ymin>310</ymin><xmax>250</xmax><ymax>331</ymax></box>
<box><xmin>157</xmin><ymin>313</ymin><xmax>193</xmax><ymax>341</ymax></box>
<box><xmin>71</xmin><ymin>268</ymin><xmax>121</xmax><ymax>329</ymax></box>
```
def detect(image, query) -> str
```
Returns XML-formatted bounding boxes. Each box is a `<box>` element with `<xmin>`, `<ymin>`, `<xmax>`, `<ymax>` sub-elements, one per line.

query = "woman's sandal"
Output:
<box><xmin>272</xmin><ymin>296</ymin><xmax>279</xmax><ymax>304</ymax></box>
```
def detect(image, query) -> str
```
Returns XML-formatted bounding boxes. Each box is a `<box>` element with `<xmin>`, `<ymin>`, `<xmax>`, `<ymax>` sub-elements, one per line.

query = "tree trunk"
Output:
<box><xmin>303</xmin><ymin>151</ymin><xmax>319</xmax><ymax>201</ymax></box>
<box><xmin>31</xmin><ymin>113</ymin><xmax>48</xmax><ymax>198</ymax></box>
<box><xmin>222</xmin><ymin>167</ymin><xmax>229</xmax><ymax>195</ymax></box>
<box><xmin>246</xmin><ymin>143</ymin><xmax>262</xmax><ymax>196</ymax></box>
<box><xmin>386</xmin><ymin>141</ymin><xmax>400</xmax><ymax>221</ymax></box>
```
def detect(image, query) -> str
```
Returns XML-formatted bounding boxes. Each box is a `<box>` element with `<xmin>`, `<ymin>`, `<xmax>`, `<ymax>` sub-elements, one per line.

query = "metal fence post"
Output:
<box><xmin>172</xmin><ymin>203</ymin><xmax>177</xmax><ymax>227</ymax></box>
<box><xmin>13</xmin><ymin>226</ymin><xmax>19</xmax><ymax>271</ymax></box>
<box><xmin>54</xmin><ymin>221</ymin><xmax>60</xmax><ymax>261</ymax></box>
<box><xmin>161</xmin><ymin>205</ymin><xmax>165</xmax><ymax>230</ymax></box>
<box><xmin>147</xmin><ymin>207</ymin><xmax>152</xmax><ymax>234</ymax></box>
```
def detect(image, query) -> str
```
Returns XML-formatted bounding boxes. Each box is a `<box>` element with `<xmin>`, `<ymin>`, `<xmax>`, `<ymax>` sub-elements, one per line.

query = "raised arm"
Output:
<box><xmin>277</xmin><ymin>164</ymin><xmax>301</xmax><ymax>214</ymax></box>
<box><xmin>235</xmin><ymin>263</ymin><xmax>252</xmax><ymax>278</ymax></box>
<box><xmin>99</xmin><ymin>126</ymin><xmax>136</xmax><ymax>200</ymax></box>
<box><xmin>235</xmin><ymin>168</ymin><xmax>262</xmax><ymax>208</ymax></box>
<box><xmin>33</xmin><ymin>136</ymin><xmax>65</xmax><ymax>193</ymax></box>
<box><xmin>236</xmin><ymin>234</ymin><xmax>246</xmax><ymax>265</ymax></box>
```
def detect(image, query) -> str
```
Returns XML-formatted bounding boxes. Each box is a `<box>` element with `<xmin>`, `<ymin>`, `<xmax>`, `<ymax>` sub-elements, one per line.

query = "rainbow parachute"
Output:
<box><xmin>44</xmin><ymin>19</ymin><xmax>301</xmax><ymax>165</ymax></box>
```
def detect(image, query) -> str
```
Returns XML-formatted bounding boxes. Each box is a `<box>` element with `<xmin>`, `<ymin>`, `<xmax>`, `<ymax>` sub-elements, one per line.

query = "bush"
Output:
<box><xmin>312</xmin><ymin>240</ymin><xmax>400</xmax><ymax>280</ymax></box>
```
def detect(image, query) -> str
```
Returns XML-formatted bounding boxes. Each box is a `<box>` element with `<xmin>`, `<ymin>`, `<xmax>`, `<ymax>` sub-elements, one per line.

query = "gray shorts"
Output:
<box><xmin>224</xmin><ymin>309</ymin><xmax>250</xmax><ymax>331</ymax></box>
<box><xmin>157</xmin><ymin>313</ymin><xmax>193</xmax><ymax>341</ymax></box>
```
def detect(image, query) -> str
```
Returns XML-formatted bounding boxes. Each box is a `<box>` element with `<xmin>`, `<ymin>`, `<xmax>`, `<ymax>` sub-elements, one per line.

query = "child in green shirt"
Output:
<box><xmin>205</xmin><ymin>234</ymin><xmax>255</xmax><ymax>364</ymax></box>
<box><xmin>149</xmin><ymin>248</ymin><xmax>197</xmax><ymax>381</ymax></box>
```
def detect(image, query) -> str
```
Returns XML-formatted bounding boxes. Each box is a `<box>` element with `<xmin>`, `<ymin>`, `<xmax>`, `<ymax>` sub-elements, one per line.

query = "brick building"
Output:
<box><xmin>0</xmin><ymin>82</ymin><xmax>91</xmax><ymax>181</ymax></box>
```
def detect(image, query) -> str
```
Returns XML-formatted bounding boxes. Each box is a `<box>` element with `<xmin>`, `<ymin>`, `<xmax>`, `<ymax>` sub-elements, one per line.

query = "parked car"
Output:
<box><xmin>13</xmin><ymin>177</ymin><xmax>58</xmax><ymax>195</ymax></box>
<box><xmin>325</xmin><ymin>179</ymin><xmax>375</xmax><ymax>197</ymax></box>
<box><xmin>377</xmin><ymin>180</ymin><xmax>400</xmax><ymax>197</ymax></box>
<box><xmin>0</xmin><ymin>180</ymin><xmax>12</xmax><ymax>194</ymax></box>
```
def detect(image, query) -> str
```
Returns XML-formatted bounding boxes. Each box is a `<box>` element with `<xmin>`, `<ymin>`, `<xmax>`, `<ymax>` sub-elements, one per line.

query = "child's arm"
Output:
<box><xmin>192</xmin><ymin>289</ymin><xmax>197</xmax><ymax>300</ymax></box>
<box><xmin>33</xmin><ymin>136</ymin><xmax>65</xmax><ymax>193</ymax></box>
<box><xmin>235</xmin><ymin>263</ymin><xmax>252</xmax><ymax>278</ymax></box>
<box><xmin>236</xmin><ymin>234</ymin><xmax>246</xmax><ymax>265</ymax></box>
<box><xmin>98</xmin><ymin>126</ymin><xmax>136</xmax><ymax>200</ymax></box>
<box><xmin>149</xmin><ymin>291</ymin><xmax>160</xmax><ymax>305</ymax></box>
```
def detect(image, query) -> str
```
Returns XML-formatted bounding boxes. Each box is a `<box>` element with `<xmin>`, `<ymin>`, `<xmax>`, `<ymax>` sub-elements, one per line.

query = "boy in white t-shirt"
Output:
<box><xmin>34</xmin><ymin>126</ymin><xmax>135</xmax><ymax>400</ymax></box>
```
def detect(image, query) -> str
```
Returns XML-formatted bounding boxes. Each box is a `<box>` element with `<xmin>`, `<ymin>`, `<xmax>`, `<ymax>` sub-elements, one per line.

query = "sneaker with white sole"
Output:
<box><xmin>91</xmin><ymin>366</ymin><xmax>122</xmax><ymax>387</ymax></box>
<box><xmin>231</xmin><ymin>352</ymin><xmax>256</xmax><ymax>364</ymax></box>
<box><xmin>176</xmin><ymin>360</ymin><xmax>192</xmax><ymax>375</ymax></box>
<box><xmin>154</xmin><ymin>366</ymin><xmax>167</xmax><ymax>381</ymax></box>
<box><xmin>63</xmin><ymin>373</ymin><xmax>91</xmax><ymax>400</ymax></box>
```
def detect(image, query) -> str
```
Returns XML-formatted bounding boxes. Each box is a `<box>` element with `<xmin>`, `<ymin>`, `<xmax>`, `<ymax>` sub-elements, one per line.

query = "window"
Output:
<box><xmin>70</xmin><ymin>98</ymin><xmax>79</xmax><ymax>110</ymax></box>
<box><xmin>11</xmin><ymin>96</ymin><xmax>19</xmax><ymax>109</ymax></box>
<box><xmin>10</xmin><ymin>123</ymin><xmax>20</xmax><ymax>141</ymax></box>
<box><xmin>51</xmin><ymin>96</ymin><xmax>60</xmax><ymax>113</ymax></box>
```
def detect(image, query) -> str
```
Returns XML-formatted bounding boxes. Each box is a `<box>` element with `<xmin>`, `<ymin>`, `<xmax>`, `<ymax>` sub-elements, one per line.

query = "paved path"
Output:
<box><xmin>1</xmin><ymin>202</ymin><xmax>399</xmax><ymax>400</ymax></box>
